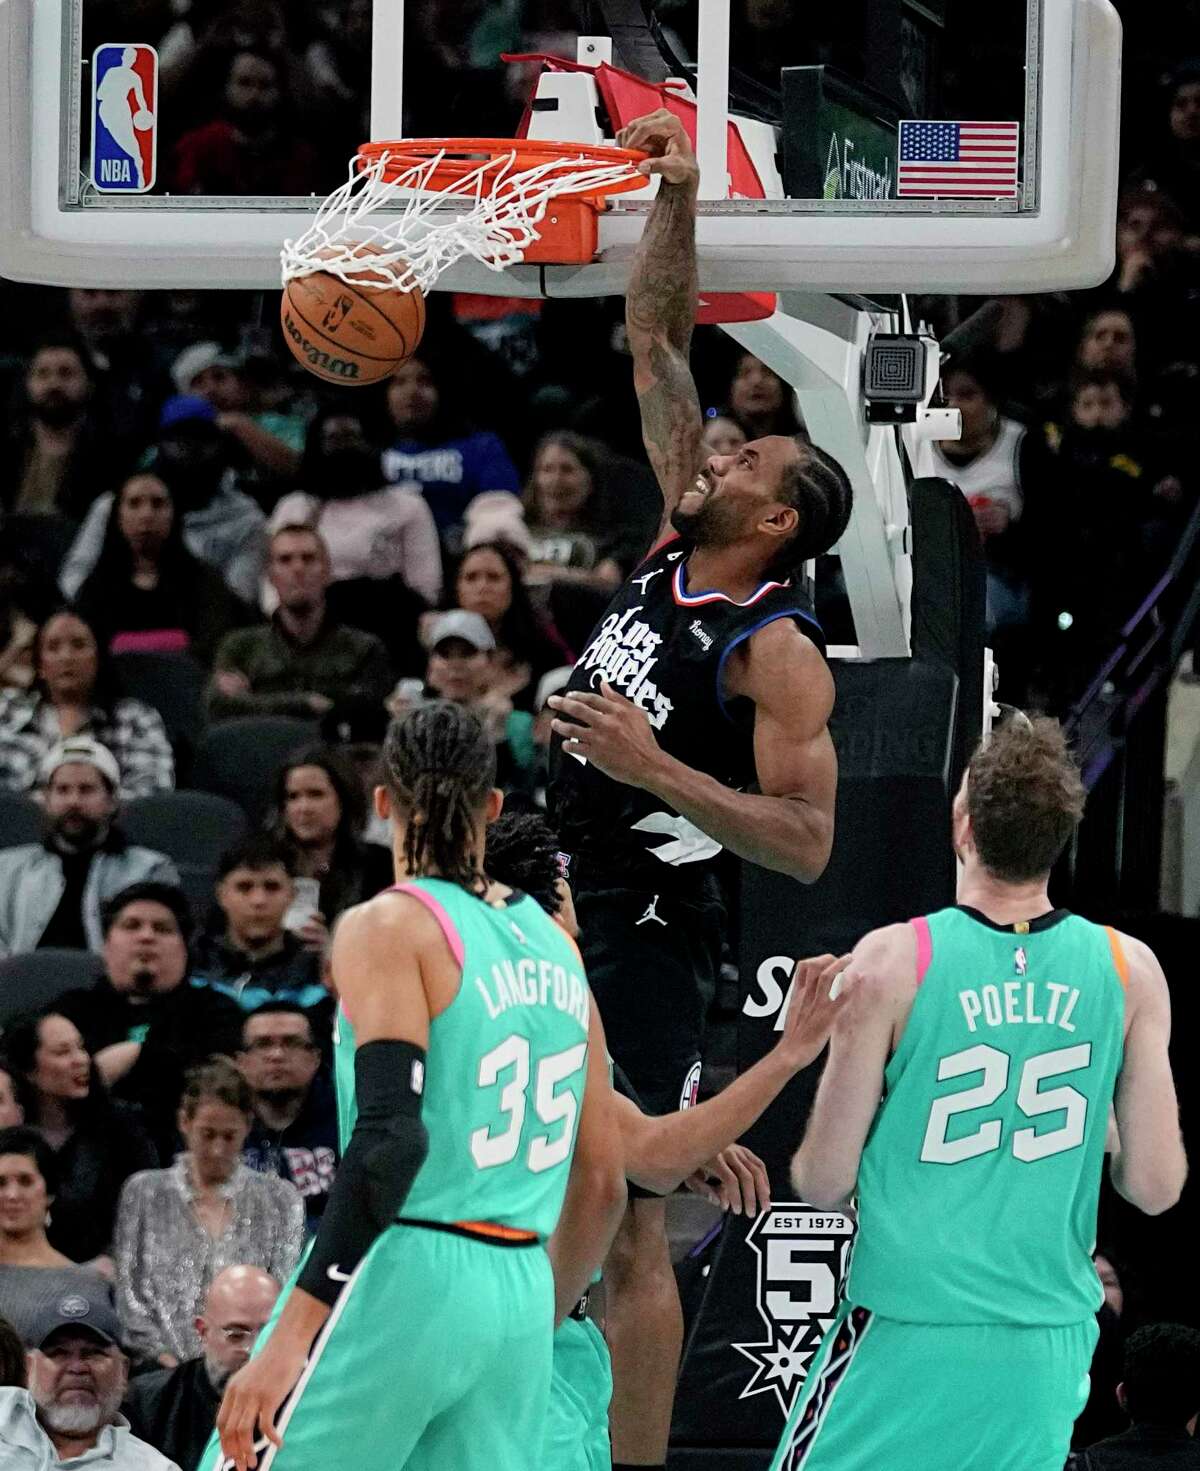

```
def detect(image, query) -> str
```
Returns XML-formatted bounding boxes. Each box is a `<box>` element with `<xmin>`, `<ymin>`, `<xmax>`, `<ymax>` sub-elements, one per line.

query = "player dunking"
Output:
<box><xmin>770</xmin><ymin>716</ymin><xmax>1187</xmax><ymax>1471</ymax></box>
<box><xmin>209</xmin><ymin>703</ymin><xmax>625</xmax><ymax>1471</ymax></box>
<box><xmin>547</xmin><ymin>109</ymin><xmax>852</xmax><ymax>1469</ymax></box>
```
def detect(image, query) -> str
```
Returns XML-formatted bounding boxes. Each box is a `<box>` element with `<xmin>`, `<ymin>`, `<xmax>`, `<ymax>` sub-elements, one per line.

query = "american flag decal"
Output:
<box><xmin>897</xmin><ymin>120</ymin><xmax>1020</xmax><ymax>198</ymax></box>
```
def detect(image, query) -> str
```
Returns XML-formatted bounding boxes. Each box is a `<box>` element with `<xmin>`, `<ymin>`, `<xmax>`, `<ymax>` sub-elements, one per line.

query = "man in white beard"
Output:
<box><xmin>0</xmin><ymin>1286</ymin><xmax>178</xmax><ymax>1467</ymax></box>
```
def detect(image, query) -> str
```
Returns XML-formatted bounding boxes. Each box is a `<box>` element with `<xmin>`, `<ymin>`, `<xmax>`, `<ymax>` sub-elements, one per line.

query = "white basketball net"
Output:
<box><xmin>280</xmin><ymin>146</ymin><xmax>643</xmax><ymax>294</ymax></box>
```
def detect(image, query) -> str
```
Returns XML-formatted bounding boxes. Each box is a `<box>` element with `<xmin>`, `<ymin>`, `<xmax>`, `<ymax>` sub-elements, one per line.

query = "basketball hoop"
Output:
<box><xmin>281</xmin><ymin>138</ymin><xmax>648</xmax><ymax>293</ymax></box>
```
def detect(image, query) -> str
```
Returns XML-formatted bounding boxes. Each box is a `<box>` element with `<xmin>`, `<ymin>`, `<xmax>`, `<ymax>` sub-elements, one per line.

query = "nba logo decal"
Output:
<box><xmin>91</xmin><ymin>44</ymin><xmax>158</xmax><ymax>193</ymax></box>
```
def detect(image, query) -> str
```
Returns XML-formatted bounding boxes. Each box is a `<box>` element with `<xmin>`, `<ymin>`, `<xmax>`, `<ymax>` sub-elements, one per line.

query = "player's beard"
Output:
<box><xmin>670</xmin><ymin>490</ymin><xmax>741</xmax><ymax>547</ymax></box>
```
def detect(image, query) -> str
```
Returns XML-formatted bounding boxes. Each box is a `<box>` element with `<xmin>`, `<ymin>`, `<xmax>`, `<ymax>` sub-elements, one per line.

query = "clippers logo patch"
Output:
<box><xmin>733</xmin><ymin>1206</ymin><xmax>855</xmax><ymax>1420</ymax></box>
<box><xmin>679</xmin><ymin>1059</ymin><xmax>702</xmax><ymax>1110</ymax></box>
<box><xmin>91</xmin><ymin>44</ymin><xmax>158</xmax><ymax>193</ymax></box>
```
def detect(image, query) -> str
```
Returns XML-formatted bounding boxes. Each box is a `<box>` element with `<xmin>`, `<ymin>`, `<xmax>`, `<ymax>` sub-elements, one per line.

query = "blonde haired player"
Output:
<box><xmin>769</xmin><ymin>717</ymin><xmax>1186</xmax><ymax>1471</ymax></box>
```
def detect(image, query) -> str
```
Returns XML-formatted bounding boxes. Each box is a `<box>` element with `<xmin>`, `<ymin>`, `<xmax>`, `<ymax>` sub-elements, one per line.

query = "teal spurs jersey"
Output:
<box><xmin>333</xmin><ymin>878</ymin><xmax>592</xmax><ymax>1240</ymax></box>
<box><xmin>847</xmin><ymin>906</ymin><xmax>1126</xmax><ymax>1326</ymax></box>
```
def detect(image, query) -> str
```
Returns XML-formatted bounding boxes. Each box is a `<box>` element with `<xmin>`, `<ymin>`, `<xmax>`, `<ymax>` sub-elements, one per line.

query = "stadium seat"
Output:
<box><xmin>122</xmin><ymin>791</ymin><xmax>248</xmax><ymax>932</ymax></box>
<box><xmin>189</xmin><ymin>716</ymin><xmax>319</xmax><ymax>823</ymax></box>
<box><xmin>122</xmin><ymin>789</ymin><xmax>247</xmax><ymax>866</ymax></box>
<box><xmin>113</xmin><ymin>651</ymin><xmax>208</xmax><ymax>779</ymax></box>
<box><xmin>0</xmin><ymin>949</ymin><xmax>105</xmax><ymax>1026</ymax></box>
<box><xmin>0</xmin><ymin>792</ymin><xmax>43</xmax><ymax>848</ymax></box>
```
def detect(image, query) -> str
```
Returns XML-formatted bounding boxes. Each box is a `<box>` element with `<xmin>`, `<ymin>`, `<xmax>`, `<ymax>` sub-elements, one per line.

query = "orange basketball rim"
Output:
<box><xmin>355</xmin><ymin>137</ymin><xmax>648</xmax><ymax>266</ymax></box>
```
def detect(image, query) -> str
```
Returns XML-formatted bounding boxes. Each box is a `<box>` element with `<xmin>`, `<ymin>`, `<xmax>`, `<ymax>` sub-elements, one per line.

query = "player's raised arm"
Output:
<box><xmin>217</xmin><ymin>897</ymin><xmax>434</xmax><ymax>1471</ymax></box>
<box><xmin>546</xmin><ymin>1000</ymin><xmax>627</xmax><ymax>1323</ymax></box>
<box><xmin>789</xmin><ymin>929</ymin><xmax>915</xmax><ymax>1209</ymax></box>
<box><xmin>617</xmin><ymin>109</ymin><xmax>704</xmax><ymax>541</ymax></box>
<box><xmin>1109</xmin><ymin>934</ymin><xmax>1187</xmax><ymax>1216</ymax></box>
<box><xmin>622</xmin><ymin>954</ymin><xmax>847</xmax><ymax>1197</ymax></box>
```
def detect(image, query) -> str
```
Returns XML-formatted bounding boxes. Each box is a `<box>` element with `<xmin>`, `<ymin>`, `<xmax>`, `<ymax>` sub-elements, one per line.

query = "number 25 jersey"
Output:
<box><xmin>847</xmin><ymin>906</ymin><xmax>1126</xmax><ymax>1326</ymax></box>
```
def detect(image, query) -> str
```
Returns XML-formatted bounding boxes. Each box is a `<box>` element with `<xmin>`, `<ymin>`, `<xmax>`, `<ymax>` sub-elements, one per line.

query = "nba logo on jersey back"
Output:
<box><xmin>91</xmin><ymin>44</ymin><xmax>158</xmax><ymax>193</ymax></box>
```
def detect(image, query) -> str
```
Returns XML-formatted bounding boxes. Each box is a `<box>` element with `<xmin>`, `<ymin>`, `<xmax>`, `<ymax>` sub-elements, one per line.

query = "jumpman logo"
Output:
<box><xmin>632</xmin><ymin>568</ymin><xmax>664</xmax><ymax>594</ymax></box>
<box><xmin>636</xmin><ymin>895</ymin><xmax>667</xmax><ymax>927</ymax></box>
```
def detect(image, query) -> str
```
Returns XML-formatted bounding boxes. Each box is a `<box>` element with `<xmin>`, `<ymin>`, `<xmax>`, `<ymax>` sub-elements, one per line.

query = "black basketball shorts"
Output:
<box><xmin>572</xmin><ymin>880</ymin><xmax>725</xmax><ymax>1119</ymax></box>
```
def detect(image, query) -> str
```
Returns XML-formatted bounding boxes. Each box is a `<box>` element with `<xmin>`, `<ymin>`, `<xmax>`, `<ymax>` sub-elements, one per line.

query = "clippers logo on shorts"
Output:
<box><xmin>91</xmin><ymin>44</ymin><xmax>158</xmax><ymax>193</ymax></box>
<box><xmin>732</xmin><ymin>1206</ymin><xmax>855</xmax><ymax>1420</ymax></box>
<box><xmin>679</xmin><ymin>1060</ymin><xmax>701</xmax><ymax>1110</ymax></box>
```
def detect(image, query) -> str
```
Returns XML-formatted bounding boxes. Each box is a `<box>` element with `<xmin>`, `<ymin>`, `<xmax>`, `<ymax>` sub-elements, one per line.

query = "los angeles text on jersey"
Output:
<box><xmin>959</xmin><ymin>980</ymin><xmax>1080</xmax><ymax>1033</ymax></box>
<box><xmin>576</xmin><ymin>606</ymin><xmax>674</xmax><ymax>728</ymax></box>
<box><xmin>474</xmin><ymin>956</ymin><xmax>590</xmax><ymax>1029</ymax></box>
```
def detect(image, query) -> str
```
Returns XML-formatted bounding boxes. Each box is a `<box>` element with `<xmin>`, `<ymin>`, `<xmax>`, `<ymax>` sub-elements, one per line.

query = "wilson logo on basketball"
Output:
<box><xmin>281</xmin><ymin>308</ymin><xmax>360</xmax><ymax>381</ymax></box>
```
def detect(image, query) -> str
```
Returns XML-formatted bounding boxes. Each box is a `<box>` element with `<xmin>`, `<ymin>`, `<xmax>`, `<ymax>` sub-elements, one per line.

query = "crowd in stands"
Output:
<box><xmin>0</xmin><ymin>2</ymin><xmax>1198</xmax><ymax>1467</ymax></box>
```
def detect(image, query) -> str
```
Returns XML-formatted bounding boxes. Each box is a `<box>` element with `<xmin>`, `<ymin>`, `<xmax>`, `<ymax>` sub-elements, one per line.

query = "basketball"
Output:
<box><xmin>280</xmin><ymin>251</ymin><xmax>425</xmax><ymax>387</ymax></box>
<box><xmin>132</xmin><ymin>108</ymin><xmax>153</xmax><ymax>130</ymax></box>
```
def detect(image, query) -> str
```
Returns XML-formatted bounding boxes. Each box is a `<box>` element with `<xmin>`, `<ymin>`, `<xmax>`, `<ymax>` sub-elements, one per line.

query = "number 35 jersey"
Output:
<box><xmin>333</xmin><ymin>879</ymin><xmax>591</xmax><ymax>1243</ymax></box>
<box><xmin>847</xmin><ymin>906</ymin><xmax>1126</xmax><ymax>1326</ymax></box>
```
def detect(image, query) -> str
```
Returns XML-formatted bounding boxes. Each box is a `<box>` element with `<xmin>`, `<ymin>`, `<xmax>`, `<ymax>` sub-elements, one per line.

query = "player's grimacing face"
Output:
<box><xmin>673</xmin><ymin>436</ymin><xmax>797</xmax><ymax>547</ymax></box>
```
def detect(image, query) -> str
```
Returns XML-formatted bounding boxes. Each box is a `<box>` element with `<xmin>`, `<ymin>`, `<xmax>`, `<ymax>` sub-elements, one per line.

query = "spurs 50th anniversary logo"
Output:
<box><xmin>733</xmin><ymin>1206</ymin><xmax>856</xmax><ymax>1420</ymax></box>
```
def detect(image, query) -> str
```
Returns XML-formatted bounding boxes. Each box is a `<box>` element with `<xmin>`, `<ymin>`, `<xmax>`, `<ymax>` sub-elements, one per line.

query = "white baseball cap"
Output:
<box><xmin>39</xmin><ymin>736</ymin><xmax>121</xmax><ymax>792</ymax></box>
<box><xmin>424</xmin><ymin>610</ymin><xmax>496</xmax><ymax>653</ymax></box>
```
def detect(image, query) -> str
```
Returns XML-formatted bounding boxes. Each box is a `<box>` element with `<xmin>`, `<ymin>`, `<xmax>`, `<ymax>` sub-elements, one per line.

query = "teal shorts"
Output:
<box><xmin>769</xmin><ymin>1301</ymin><xmax>1098</xmax><ymax>1471</ymax></box>
<box><xmin>199</xmin><ymin>1225</ymin><xmax>554</xmax><ymax>1471</ymax></box>
<box><xmin>542</xmin><ymin>1313</ymin><xmax>612</xmax><ymax>1471</ymax></box>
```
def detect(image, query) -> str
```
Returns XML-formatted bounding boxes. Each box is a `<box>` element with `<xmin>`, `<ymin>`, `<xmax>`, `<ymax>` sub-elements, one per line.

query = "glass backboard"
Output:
<box><xmin>0</xmin><ymin>0</ymin><xmax>1121</xmax><ymax>294</ymax></box>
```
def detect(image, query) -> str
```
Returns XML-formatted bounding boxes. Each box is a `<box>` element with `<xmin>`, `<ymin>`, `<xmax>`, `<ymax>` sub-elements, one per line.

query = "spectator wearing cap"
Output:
<box><xmin>122</xmin><ymin>1265</ymin><xmax>279</xmax><ymax>1471</ymax></box>
<box><xmin>59</xmin><ymin>397</ymin><xmax>267</xmax><ymax>607</ymax></box>
<box><xmin>208</xmin><ymin>525</ymin><xmax>392</xmax><ymax>720</ymax></box>
<box><xmin>75</xmin><ymin>471</ymin><xmax>251</xmax><ymax>667</ymax></box>
<box><xmin>113</xmin><ymin>1059</ymin><xmax>302</xmax><ymax>1369</ymax></box>
<box><xmin>190</xmin><ymin>835</ymin><xmax>328</xmax><ymax>1023</ymax></box>
<box><xmin>0</xmin><ymin>1277</ymin><xmax>178</xmax><ymax>1470</ymax></box>
<box><xmin>2</xmin><ymin>1016</ymin><xmax>158</xmax><ymax>1272</ymax></box>
<box><xmin>269</xmin><ymin>404</ymin><xmax>443</xmax><ymax>607</ymax></box>
<box><xmin>55</xmin><ymin>884</ymin><xmax>243</xmax><ymax>1161</ymax></box>
<box><xmin>1</xmin><ymin>336</ymin><xmax>130</xmax><ymax>524</ymax></box>
<box><xmin>421</xmin><ymin>611</ymin><xmax>537</xmax><ymax>796</ymax></box>
<box><xmin>452</xmin><ymin>540</ymin><xmax>573</xmax><ymax>711</ymax></box>
<box><xmin>0</xmin><ymin>609</ymin><xmax>174</xmax><ymax>800</ymax></box>
<box><xmin>0</xmin><ymin>737</ymin><xmax>177</xmax><ymax>957</ymax></box>
<box><xmin>0</xmin><ymin>1126</ymin><xmax>114</xmax><ymax>1345</ymax></box>
<box><xmin>172</xmin><ymin>342</ymin><xmax>303</xmax><ymax>488</ymax></box>
<box><xmin>1067</xmin><ymin>1322</ymin><xmax>1200</xmax><ymax>1469</ymax></box>
<box><xmin>237</xmin><ymin>1003</ymin><xmax>338</xmax><ymax>1231</ymax></box>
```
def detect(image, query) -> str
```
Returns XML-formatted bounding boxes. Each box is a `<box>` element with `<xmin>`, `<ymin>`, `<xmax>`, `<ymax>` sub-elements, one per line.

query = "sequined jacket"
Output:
<box><xmin>114</xmin><ymin>1158</ymin><xmax>303</xmax><ymax>1365</ymax></box>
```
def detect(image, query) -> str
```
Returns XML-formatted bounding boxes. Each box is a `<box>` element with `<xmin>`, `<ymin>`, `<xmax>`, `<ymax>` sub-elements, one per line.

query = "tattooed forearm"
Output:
<box><xmin>626</xmin><ymin>180</ymin><xmax>699</xmax><ymax>359</ymax></box>
<box><xmin>636</xmin><ymin>340</ymin><xmax>702</xmax><ymax>502</ymax></box>
<box><xmin>627</xmin><ymin>180</ymin><xmax>702</xmax><ymax>510</ymax></box>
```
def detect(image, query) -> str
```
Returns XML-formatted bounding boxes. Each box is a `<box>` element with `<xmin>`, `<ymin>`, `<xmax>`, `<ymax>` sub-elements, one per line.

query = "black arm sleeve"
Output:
<box><xmin>298</xmin><ymin>1038</ymin><xmax>429</xmax><ymax>1307</ymax></box>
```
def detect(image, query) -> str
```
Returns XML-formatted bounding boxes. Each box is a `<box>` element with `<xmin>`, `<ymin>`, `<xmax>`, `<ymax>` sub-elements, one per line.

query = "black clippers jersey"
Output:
<box><xmin>548</xmin><ymin>538</ymin><xmax>824</xmax><ymax>891</ymax></box>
